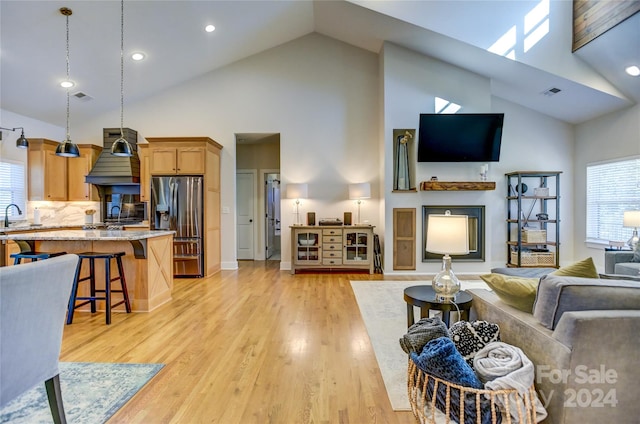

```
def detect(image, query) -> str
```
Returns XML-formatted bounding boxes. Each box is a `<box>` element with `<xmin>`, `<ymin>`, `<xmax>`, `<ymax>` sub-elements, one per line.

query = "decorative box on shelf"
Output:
<box><xmin>510</xmin><ymin>250</ymin><xmax>555</xmax><ymax>267</ymax></box>
<box><xmin>521</xmin><ymin>229</ymin><xmax>547</xmax><ymax>243</ymax></box>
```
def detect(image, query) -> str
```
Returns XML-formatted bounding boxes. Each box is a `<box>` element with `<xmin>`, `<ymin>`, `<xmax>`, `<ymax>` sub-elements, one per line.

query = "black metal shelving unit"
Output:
<box><xmin>506</xmin><ymin>171</ymin><xmax>561</xmax><ymax>268</ymax></box>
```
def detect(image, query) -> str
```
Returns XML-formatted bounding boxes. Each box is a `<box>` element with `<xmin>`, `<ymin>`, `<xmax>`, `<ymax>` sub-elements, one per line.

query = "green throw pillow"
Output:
<box><xmin>551</xmin><ymin>257</ymin><xmax>599</xmax><ymax>278</ymax></box>
<box><xmin>480</xmin><ymin>274</ymin><xmax>540</xmax><ymax>312</ymax></box>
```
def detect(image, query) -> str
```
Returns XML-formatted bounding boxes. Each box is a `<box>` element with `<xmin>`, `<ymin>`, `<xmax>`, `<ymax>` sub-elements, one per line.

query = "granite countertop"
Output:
<box><xmin>0</xmin><ymin>223</ymin><xmax>83</xmax><ymax>233</ymax></box>
<box><xmin>0</xmin><ymin>229</ymin><xmax>175</xmax><ymax>241</ymax></box>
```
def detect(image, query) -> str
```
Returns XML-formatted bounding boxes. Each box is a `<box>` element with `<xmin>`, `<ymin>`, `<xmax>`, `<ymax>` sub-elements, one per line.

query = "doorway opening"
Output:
<box><xmin>235</xmin><ymin>133</ymin><xmax>281</xmax><ymax>262</ymax></box>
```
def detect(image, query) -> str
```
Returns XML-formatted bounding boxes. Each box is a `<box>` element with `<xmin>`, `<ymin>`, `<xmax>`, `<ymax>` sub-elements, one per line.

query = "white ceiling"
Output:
<box><xmin>1</xmin><ymin>0</ymin><xmax>638</xmax><ymax>128</ymax></box>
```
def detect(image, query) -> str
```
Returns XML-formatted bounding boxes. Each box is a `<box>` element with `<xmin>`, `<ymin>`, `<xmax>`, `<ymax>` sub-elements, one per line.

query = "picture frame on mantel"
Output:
<box><xmin>392</xmin><ymin>129</ymin><xmax>417</xmax><ymax>192</ymax></box>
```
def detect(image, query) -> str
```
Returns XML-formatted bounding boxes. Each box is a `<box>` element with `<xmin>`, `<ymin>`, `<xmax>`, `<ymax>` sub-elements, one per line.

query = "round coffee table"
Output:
<box><xmin>403</xmin><ymin>285</ymin><xmax>473</xmax><ymax>327</ymax></box>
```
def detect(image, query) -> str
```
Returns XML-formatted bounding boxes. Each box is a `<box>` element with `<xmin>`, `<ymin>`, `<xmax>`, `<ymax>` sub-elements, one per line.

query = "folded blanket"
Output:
<box><xmin>411</xmin><ymin>337</ymin><xmax>500</xmax><ymax>424</ymax></box>
<box><xmin>474</xmin><ymin>342</ymin><xmax>547</xmax><ymax>423</ymax></box>
<box><xmin>399</xmin><ymin>316</ymin><xmax>449</xmax><ymax>355</ymax></box>
<box><xmin>450</xmin><ymin>320</ymin><xmax>500</xmax><ymax>370</ymax></box>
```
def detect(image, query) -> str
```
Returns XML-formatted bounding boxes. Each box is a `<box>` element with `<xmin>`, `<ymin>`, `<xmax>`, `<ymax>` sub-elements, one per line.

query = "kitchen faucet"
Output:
<box><xmin>110</xmin><ymin>205</ymin><xmax>121</xmax><ymax>221</ymax></box>
<box><xmin>4</xmin><ymin>203</ymin><xmax>22</xmax><ymax>227</ymax></box>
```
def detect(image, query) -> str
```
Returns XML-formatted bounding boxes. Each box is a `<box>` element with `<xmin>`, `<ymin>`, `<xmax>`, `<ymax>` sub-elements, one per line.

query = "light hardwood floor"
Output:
<box><xmin>60</xmin><ymin>261</ymin><xmax>424</xmax><ymax>424</ymax></box>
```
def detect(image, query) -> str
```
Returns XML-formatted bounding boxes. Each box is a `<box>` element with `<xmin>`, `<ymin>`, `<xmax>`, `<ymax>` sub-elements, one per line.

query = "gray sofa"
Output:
<box><xmin>604</xmin><ymin>250</ymin><xmax>640</xmax><ymax>276</ymax></box>
<box><xmin>469</xmin><ymin>274</ymin><xmax>640</xmax><ymax>424</ymax></box>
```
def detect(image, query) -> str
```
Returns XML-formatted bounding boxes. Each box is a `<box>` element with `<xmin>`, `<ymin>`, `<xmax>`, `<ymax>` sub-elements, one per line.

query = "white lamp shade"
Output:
<box><xmin>426</xmin><ymin>214</ymin><xmax>469</xmax><ymax>255</ymax></box>
<box><xmin>623</xmin><ymin>210</ymin><xmax>640</xmax><ymax>227</ymax></box>
<box><xmin>286</xmin><ymin>183</ymin><xmax>308</xmax><ymax>199</ymax></box>
<box><xmin>349</xmin><ymin>183</ymin><xmax>371</xmax><ymax>200</ymax></box>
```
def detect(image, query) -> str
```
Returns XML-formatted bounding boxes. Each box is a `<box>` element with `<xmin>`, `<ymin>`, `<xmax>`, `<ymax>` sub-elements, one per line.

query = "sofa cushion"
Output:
<box><xmin>550</xmin><ymin>257</ymin><xmax>599</xmax><ymax>278</ymax></box>
<box><xmin>480</xmin><ymin>274</ymin><xmax>539</xmax><ymax>312</ymax></box>
<box><xmin>533</xmin><ymin>275</ymin><xmax>640</xmax><ymax>329</ymax></box>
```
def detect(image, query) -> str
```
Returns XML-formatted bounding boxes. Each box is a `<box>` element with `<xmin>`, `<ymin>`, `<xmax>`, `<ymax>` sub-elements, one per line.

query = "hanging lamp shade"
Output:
<box><xmin>55</xmin><ymin>140</ymin><xmax>80</xmax><ymax>157</ymax></box>
<box><xmin>111</xmin><ymin>136</ymin><xmax>133</xmax><ymax>156</ymax></box>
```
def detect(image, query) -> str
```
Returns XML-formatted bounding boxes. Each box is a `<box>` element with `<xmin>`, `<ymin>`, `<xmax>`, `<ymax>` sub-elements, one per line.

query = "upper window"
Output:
<box><xmin>0</xmin><ymin>160</ymin><xmax>26</xmax><ymax>221</ymax></box>
<box><xmin>586</xmin><ymin>156</ymin><xmax>640</xmax><ymax>244</ymax></box>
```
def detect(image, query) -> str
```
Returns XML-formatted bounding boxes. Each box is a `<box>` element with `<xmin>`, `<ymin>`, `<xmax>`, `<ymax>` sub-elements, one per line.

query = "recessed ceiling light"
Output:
<box><xmin>205</xmin><ymin>24</ymin><xmax>215</xmax><ymax>33</ymax></box>
<box><xmin>131</xmin><ymin>52</ymin><xmax>145</xmax><ymax>61</ymax></box>
<box><xmin>60</xmin><ymin>80</ymin><xmax>74</xmax><ymax>88</ymax></box>
<box><xmin>625</xmin><ymin>65</ymin><xmax>640</xmax><ymax>77</ymax></box>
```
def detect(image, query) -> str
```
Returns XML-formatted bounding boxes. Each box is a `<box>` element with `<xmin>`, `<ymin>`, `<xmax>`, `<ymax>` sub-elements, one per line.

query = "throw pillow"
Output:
<box><xmin>551</xmin><ymin>257</ymin><xmax>599</xmax><ymax>278</ymax></box>
<box><xmin>480</xmin><ymin>273</ymin><xmax>540</xmax><ymax>312</ymax></box>
<box><xmin>449</xmin><ymin>320</ymin><xmax>501</xmax><ymax>369</ymax></box>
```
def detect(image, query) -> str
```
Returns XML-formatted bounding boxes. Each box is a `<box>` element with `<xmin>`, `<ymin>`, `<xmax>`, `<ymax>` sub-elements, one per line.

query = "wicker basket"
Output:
<box><xmin>510</xmin><ymin>250</ymin><xmax>555</xmax><ymax>267</ymax></box>
<box><xmin>521</xmin><ymin>229</ymin><xmax>546</xmax><ymax>243</ymax></box>
<box><xmin>408</xmin><ymin>360</ymin><xmax>539</xmax><ymax>424</ymax></box>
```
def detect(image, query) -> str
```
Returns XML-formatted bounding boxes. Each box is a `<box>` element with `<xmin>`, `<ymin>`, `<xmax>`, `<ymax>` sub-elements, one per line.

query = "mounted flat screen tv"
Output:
<box><xmin>418</xmin><ymin>113</ymin><xmax>504</xmax><ymax>162</ymax></box>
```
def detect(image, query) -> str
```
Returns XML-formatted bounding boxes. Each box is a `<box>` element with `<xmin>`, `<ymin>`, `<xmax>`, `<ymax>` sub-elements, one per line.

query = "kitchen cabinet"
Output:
<box><xmin>28</xmin><ymin>139</ymin><xmax>102</xmax><ymax>201</ymax></box>
<box><xmin>145</xmin><ymin>137</ymin><xmax>223</xmax><ymax>276</ymax></box>
<box><xmin>147</xmin><ymin>141</ymin><xmax>205</xmax><ymax>175</ymax></box>
<box><xmin>290</xmin><ymin>225</ymin><xmax>375</xmax><ymax>274</ymax></box>
<box><xmin>27</xmin><ymin>139</ymin><xmax>67</xmax><ymax>201</ymax></box>
<box><xmin>67</xmin><ymin>144</ymin><xmax>101</xmax><ymax>201</ymax></box>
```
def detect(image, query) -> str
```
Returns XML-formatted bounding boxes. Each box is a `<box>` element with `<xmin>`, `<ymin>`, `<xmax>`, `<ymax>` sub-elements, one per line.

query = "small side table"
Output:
<box><xmin>403</xmin><ymin>285</ymin><xmax>473</xmax><ymax>327</ymax></box>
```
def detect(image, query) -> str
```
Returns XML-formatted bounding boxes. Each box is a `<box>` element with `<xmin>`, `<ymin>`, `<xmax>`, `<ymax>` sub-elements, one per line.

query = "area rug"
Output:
<box><xmin>350</xmin><ymin>280</ymin><xmax>488</xmax><ymax>411</ymax></box>
<box><xmin>0</xmin><ymin>362</ymin><xmax>164</xmax><ymax>424</ymax></box>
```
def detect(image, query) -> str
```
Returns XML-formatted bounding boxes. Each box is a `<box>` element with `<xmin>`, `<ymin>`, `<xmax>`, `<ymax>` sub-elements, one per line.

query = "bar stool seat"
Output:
<box><xmin>10</xmin><ymin>251</ymin><xmax>67</xmax><ymax>265</ymax></box>
<box><xmin>67</xmin><ymin>251</ymin><xmax>132</xmax><ymax>325</ymax></box>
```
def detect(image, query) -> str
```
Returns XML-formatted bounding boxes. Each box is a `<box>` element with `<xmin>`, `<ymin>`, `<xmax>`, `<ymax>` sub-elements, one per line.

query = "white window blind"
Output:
<box><xmin>586</xmin><ymin>156</ymin><xmax>640</xmax><ymax>243</ymax></box>
<box><xmin>0</xmin><ymin>160</ymin><xmax>26</xmax><ymax>220</ymax></box>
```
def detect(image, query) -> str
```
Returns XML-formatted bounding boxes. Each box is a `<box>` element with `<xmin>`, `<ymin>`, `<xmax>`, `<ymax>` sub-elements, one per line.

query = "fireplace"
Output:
<box><xmin>422</xmin><ymin>205</ymin><xmax>485</xmax><ymax>262</ymax></box>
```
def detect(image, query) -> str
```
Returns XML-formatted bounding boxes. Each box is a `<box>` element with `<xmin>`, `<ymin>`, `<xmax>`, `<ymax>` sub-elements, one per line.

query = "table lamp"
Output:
<box><xmin>426</xmin><ymin>211</ymin><xmax>469</xmax><ymax>301</ymax></box>
<box><xmin>349</xmin><ymin>182</ymin><xmax>371</xmax><ymax>224</ymax></box>
<box><xmin>286</xmin><ymin>183</ymin><xmax>308</xmax><ymax>226</ymax></box>
<box><xmin>623</xmin><ymin>210</ymin><xmax>640</xmax><ymax>249</ymax></box>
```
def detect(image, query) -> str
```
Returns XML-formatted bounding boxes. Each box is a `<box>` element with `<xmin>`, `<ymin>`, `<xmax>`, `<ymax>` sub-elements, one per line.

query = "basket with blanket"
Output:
<box><xmin>400</xmin><ymin>317</ymin><xmax>546</xmax><ymax>424</ymax></box>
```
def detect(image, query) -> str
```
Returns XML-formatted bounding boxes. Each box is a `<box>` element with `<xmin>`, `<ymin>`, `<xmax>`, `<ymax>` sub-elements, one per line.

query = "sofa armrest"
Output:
<box><xmin>604</xmin><ymin>251</ymin><xmax>634</xmax><ymax>274</ymax></box>
<box><xmin>550</xmin><ymin>310</ymin><xmax>640</xmax><ymax>421</ymax></box>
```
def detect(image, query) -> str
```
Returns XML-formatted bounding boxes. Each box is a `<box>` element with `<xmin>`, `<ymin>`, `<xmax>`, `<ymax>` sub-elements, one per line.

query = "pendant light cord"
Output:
<box><xmin>65</xmin><ymin>9</ymin><xmax>71</xmax><ymax>142</ymax></box>
<box><xmin>120</xmin><ymin>0</ymin><xmax>124</xmax><ymax>139</ymax></box>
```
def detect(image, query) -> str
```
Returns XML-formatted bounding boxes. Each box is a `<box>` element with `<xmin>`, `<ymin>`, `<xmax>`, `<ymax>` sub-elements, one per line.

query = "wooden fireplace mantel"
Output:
<box><xmin>420</xmin><ymin>181</ymin><xmax>496</xmax><ymax>191</ymax></box>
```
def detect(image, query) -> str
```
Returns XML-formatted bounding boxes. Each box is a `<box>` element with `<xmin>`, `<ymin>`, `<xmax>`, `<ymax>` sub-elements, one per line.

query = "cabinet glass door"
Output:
<box><xmin>296</xmin><ymin>231</ymin><xmax>320</xmax><ymax>263</ymax></box>
<box><xmin>344</xmin><ymin>231</ymin><xmax>369</xmax><ymax>262</ymax></box>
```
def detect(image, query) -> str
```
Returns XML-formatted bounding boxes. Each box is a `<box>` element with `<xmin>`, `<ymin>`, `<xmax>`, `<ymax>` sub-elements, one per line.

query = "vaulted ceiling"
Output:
<box><xmin>1</xmin><ymin>0</ymin><xmax>638</xmax><ymax>127</ymax></box>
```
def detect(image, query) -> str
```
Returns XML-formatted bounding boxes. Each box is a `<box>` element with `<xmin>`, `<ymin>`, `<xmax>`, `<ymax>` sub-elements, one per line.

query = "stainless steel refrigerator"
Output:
<box><xmin>151</xmin><ymin>176</ymin><xmax>204</xmax><ymax>278</ymax></box>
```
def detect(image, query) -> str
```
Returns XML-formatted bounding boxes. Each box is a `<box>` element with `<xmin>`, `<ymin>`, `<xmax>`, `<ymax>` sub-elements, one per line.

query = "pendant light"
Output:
<box><xmin>56</xmin><ymin>7</ymin><xmax>80</xmax><ymax>158</ymax></box>
<box><xmin>111</xmin><ymin>0</ymin><xmax>133</xmax><ymax>157</ymax></box>
<box><xmin>0</xmin><ymin>127</ymin><xmax>29</xmax><ymax>149</ymax></box>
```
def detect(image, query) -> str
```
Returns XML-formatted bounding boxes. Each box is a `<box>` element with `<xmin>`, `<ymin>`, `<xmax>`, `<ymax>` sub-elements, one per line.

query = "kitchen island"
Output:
<box><xmin>0</xmin><ymin>230</ymin><xmax>175</xmax><ymax>312</ymax></box>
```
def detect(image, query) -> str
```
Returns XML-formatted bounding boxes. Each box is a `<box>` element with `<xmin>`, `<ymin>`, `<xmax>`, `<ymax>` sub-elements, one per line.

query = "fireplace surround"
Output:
<box><xmin>422</xmin><ymin>205</ymin><xmax>485</xmax><ymax>262</ymax></box>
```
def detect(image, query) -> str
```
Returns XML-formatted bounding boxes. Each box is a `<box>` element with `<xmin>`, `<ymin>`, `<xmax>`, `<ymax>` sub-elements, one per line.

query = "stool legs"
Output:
<box><xmin>67</xmin><ymin>253</ymin><xmax>131</xmax><ymax>325</ymax></box>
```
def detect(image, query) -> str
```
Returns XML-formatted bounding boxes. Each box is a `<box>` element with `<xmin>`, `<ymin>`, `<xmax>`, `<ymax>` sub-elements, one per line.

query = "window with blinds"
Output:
<box><xmin>0</xmin><ymin>160</ymin><xmax>26</xmax><ymax>219</ymax></box>
<box><xmin>586</xmin><ymin>156</ymin><xmax>640</xmax><ymax>244</ymax></box>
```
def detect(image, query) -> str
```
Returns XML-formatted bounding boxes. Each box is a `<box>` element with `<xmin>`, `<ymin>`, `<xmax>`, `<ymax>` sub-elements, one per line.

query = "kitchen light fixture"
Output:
<box><xmin>0</xmin><ymin>127</ymin><xmax>29</xmax><ymax>149</ymax></box>
<box><xmin>623</xmin><ymin>210</ymin><xmax>640</xmax><ymax>249</ymax></box>
<box><xmin>55</xmin><ymin>7</ymin><xmax>80</xmax><ymax>158</ymax></box>
<box><xmin>131</xmin><ymin>52</ymin><xmax>145</xmax><ymax>61</ymax></box>
<box><xmin>286</xmin><ymin>183</ymin><xmax>308</xmax><ymax>226</ymax></box>
<box><xmin>111</xmin><ymin>0</ymin><xmax>134</xmax><ymax>157</ymax></box>
<box><xmin>348</xmin><ymin>182</ymin><xmax>371</xmax><ymax>225</ymax></box>
<box><xmin>60</xmin><ymin>80</ymin><xmax>74</xmax><ymax>88</ymax></box>
<box><xmin>205</xmin><ymin>24</ymin><xmax>216</xmax><ymax>32</ymax></box>
<box><xmin>425</xmin><ymin>211</ymin><xmax>469</xmax><ymax>301</ymax></box>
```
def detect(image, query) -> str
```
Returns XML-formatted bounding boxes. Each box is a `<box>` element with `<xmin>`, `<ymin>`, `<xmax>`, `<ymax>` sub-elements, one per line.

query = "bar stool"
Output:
<box><xmin>11</xmin><ymin>251</ymin><xmax>67</xmax><ymax>265</ymax></box>
<box><xmin>66</xmin><ymin>252</ymin><xmax>132</xmax><ymax>325</ymax></box>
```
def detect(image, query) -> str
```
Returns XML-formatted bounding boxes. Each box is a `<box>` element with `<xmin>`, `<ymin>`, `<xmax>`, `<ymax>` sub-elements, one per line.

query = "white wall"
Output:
<box><xmin>70</xmin><ymin>33</ymin><xmax>380</xmax><ymax>270</ymax></box>
<box><xmin>381</xmin><ymin>42</ymin><xmax>574</xmax><ymax>274</ymax></box>
<box><xmin>0</xmin><ymin>109</ymin><xmax>64</xmax><ymax>164</ymax></box>
<box><xmin>574</xmin><ymin>104</ymin><xmax>640</xmax><ymax>271</ymax></box>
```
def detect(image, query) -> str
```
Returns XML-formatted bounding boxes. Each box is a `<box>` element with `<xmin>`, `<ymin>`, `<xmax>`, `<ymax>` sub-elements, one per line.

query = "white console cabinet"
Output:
<box><xmin>290</xmin><ymin>225</ymin><xmax>375</xmax><ymax>274</ymax></box>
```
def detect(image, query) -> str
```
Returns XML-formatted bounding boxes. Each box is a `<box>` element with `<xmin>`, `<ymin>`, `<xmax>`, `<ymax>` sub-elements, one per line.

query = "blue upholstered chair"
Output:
<box><xmin>0</xmin><ymin>254</ymin><xmax>78</xmax><ymax>424</ymax></box>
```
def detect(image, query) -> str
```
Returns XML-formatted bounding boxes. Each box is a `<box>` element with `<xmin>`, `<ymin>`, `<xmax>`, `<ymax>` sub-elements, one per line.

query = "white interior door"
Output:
<box><xmin>236</xmin><ymin>171</ymin><xmax>256</xmax><ymax>260</ymax></box>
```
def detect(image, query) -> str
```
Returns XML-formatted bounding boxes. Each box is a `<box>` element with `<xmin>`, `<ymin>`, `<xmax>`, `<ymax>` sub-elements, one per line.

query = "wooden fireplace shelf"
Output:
<box><xmin>420</xmin><ymin>181</ymin><xmax>496</xmax><ymax>191</ymax></box>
